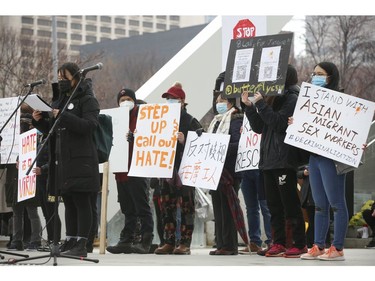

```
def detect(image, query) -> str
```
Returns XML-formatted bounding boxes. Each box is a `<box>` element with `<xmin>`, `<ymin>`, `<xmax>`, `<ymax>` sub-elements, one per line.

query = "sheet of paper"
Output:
<box><xmin>24</xmin><ymin>94</ymin><xmax>52</xmax><ymax>111</ymax></box>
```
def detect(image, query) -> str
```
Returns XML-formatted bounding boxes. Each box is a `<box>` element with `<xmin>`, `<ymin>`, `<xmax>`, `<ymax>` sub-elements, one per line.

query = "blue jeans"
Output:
<box><xmin>240</xmin><ymin>170</ymin><xmax>272</xmax><ymax>246</ymax></box>
<box><xmin>309</xmin><ymin>155</ymin><xmax>348</xmax><ymax>250</ymax></box>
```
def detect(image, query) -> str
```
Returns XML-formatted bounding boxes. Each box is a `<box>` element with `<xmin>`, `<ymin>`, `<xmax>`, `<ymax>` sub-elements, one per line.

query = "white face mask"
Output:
<box><xmin>166</xmin><ymin>98</ymin><xmax>180</xmax><ymax>104</ymax></box>
<box><xmin>120</xmin><ymin>100</ymin><xmax>135</xmax><ymax>110</ymax></box>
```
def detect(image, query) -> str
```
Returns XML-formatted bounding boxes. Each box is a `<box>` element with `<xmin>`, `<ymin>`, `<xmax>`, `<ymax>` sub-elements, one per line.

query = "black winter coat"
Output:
<box><xmin>32</xmin><ymin>79</ymin><xmax>100</xmax><ymax>194</ymax></box>
<box><xmin>245</xmin><ymin>85</ymin><xmax>300</xmax><ymax>171</ymax></box>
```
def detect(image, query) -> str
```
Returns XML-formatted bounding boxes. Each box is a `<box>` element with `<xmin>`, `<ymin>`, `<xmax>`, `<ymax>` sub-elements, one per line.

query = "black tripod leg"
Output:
<box><xmin>0</xmin><ymin>250</ymin><xmax>29</xmax><ymax>258</ymax></box>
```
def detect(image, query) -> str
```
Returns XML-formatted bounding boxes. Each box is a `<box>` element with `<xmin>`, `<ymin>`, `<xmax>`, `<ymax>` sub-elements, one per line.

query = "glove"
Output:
<box><xmin>196</xmin><ymin>128</ymin><xmax>204</xmax><ymax>137</ymax></box>
<box><xmin>126</xmin><ymin>130</ymin><xmax>134</xmax><ymax>143</ymax></box>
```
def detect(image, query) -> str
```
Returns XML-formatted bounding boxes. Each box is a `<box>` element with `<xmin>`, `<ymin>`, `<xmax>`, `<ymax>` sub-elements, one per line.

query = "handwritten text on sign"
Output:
<box><xmin>178</xmin><ymin>132</ymin><xmax>230</xmax><ymax>191</ymax></box>
<box><xmin>0</xmin><ymin>97</ymin><xmax>21</xmax><ymax>164</ymax></box>
<box><xmin>235</xmin><ymin>115</ymin><xmax>261</xmax><ymax>172</ymax></box>
<box><xmin>18</xmin><ymin>128</ymin><xmax>37</xmax><ymax>202</ymax></box>
<box><xmin>128</xmin><ymin>103</ymin><xmax>180</xmax><ymax>178</ymax></box>
<box><xmin>285</xmin><ymin>82</ymin><xmax>375</xmax><ymax>167</ymax></box>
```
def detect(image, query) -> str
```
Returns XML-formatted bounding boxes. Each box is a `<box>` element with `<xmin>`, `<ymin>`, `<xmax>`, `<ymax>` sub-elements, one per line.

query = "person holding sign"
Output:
<box><xmin>8</xmin><ymin>112</ymin><xmax>42</xmax><ymax>251</ymax></box>
<box><xmin>106</xmin><ymin>88</ymin><xmax>154</xmax><ymax>255</ymax></box>
<box><xmin>241</xmin><ymin>64</ymin><xmax>307</xmax><ymax>258</ymax></box>
<box><xmin>32</xmin><ymin>62</ymin><xmax>100</xmax><ymax>257</ymax></box>
<box><xmin>154</xmin><ymin>82</ymin><xmax>202</xmax><ymax>255</ymax></box>
<box><xmin>207</xmin><ymin>84</ymin><xmax>243</xmax><ymax>256</ymax></box>
<box><xmin>300</xmin><ymin>62</ymin><xmax>349</xmax><ymax>261</ymax></box>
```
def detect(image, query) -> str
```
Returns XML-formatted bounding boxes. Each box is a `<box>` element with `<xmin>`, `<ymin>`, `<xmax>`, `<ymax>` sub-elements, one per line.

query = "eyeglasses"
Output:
<box><xmin>311</xmin><ymin>72</ymin><xmax>328</xmax><ymax>78</ymax></box>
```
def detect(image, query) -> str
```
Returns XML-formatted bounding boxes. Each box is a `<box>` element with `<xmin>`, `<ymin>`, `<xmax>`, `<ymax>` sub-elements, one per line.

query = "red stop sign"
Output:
<box><xmin>233</xmin><ymin>19</ymin><xmax>256</xmax><ymax>39</ymax></box>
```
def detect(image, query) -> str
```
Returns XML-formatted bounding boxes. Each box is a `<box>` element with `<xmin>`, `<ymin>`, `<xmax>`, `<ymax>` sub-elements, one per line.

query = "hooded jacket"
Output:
<box><xmin>32</xmin><ymin>78</ymin><xmax>101</xmax><ymax>194</ymax></box>
<box><xmin>245</xmin><ymin>85</ymin><xmax>300</xmax><ymax>171</ymax></box>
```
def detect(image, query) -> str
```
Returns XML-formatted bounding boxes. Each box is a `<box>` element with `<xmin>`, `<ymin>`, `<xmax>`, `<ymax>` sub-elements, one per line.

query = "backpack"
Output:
<box><xmin>95</xmin><ymin>114</ymin><xmax>113</xmax><ymax>164</ymax></box>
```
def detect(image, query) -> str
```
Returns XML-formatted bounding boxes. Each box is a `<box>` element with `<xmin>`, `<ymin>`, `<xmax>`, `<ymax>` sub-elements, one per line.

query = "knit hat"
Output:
<box><xmin>117</xmin><ymin>88</ymin><xmax>136</xmax><ymax>105</ymax></box>
<box><xmin>162</xmin><ymin>82</ymin><xmax>185</xmax><ymax>99</ymax></box>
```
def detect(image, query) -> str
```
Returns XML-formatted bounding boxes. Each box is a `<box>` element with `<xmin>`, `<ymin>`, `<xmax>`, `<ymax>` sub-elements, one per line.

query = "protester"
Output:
<box><xmin>32</xmin><ymin>130</ymin><xmax>62</xmax><ymax>249</ymax></box>
<box><xmin>242</xmin><ymin>64</ymin><xmax>307</xmax><ymax>258</ymax></box>
<box><xmin>362</xmin><ymin>201</ymin><xmax>375</xmax><ymax>249</ymax></box>
<box><xmin>106</xmin><ymin>88</ymin><xmax>154</xmax><ymax>254</ymax></box>
<box><xmin>208</xmin><ymin>72</ymin><xmax>243</xmax><ymax>256</ymax></box>
<box><xmin>32</xmin><ymin>62</ymin><xmax>101</xmax><ymax>257</ymax></box>
<box><xmin>154</xmin><ymin>82</ymin><xmax>202</xmax><ymax>255</ymax></box>
<box><xmin>238</xmin><ymin>169</ymin><xmax>272</xmax><ymax>254</ymax></box>
<box><xmin>8</xmin><ymin>111</ymin><xmax>42</xmax><ymax>251</ymax></box>
<box><xmin>300</xmin><ymin>62</ymin><xmax>348</xmax><ymax>261</ymax></box>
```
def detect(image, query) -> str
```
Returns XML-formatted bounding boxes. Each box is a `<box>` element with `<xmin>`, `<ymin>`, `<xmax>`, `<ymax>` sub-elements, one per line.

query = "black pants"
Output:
<box><xmin>38</xmin><ymin>174</ymin><xmax>61</xmax><ymax>242</ymax></box>
<box><xmin>116</xmin><ymin>177</ymin><xmax>154</xmax><ymax>238</ymax></box>
<box><xmin>263</xmin><ymin>169</ymin><xmax>306</xmax><ymax>249</ymax></box>
<box><xmin>62</xmin><ymin>192</ymin><xmax>93</xmax><ymax>238</ymax></box>
<box><xmin>211</xmin><ymin>180</ymin><xmax>240</xmax><ymax>251</ymax></box>
<box><xmin>363</xmin><ymin>209</ymin><xmax>375</xmax><ymax>235</ymax></box>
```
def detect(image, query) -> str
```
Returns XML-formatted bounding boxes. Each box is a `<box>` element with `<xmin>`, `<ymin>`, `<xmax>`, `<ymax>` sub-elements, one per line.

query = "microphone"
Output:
<box><xmin>24</xmin><ymin>79</ymin><xmax>46</xmax><ymax>87</ymax></box>
<box><xmin>79</xmin><ymin>62</ymin><xmax>103</xmax><ymax>74</ymax></box>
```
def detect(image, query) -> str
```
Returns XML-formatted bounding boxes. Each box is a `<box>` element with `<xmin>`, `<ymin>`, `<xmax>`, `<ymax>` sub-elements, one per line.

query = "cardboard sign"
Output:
<box><xmin>0</xmin><ymin>97</ymin><xmax>21</xmax><ymax>164</ymax></box>
<box><xmin>18</xmin><ymin>128</ymin><xmax>37</xmax><ymax>202</ymax></box>
<box><xmin>235</xmin><ymin>115</ymin><xmax>261</xmax><ymax>172</ymax></box>
<box><xmin>285</xmin><ymin>82</ymin><xmax>375</xmax><ymax>167</ymax></box>
<box><xmin>178</xmin><ymin>132</ymin><xmax>230</xmax><ymax>191</ymax></box>
<box><xmin>224</xmin><ymin>32</ymin><xmax>293</xmax><ymax>99</ymax></box>
<box><xmin>128</xmin><ymin>103</ymin><xmax>180</xmax><ymax>178</ymax></box>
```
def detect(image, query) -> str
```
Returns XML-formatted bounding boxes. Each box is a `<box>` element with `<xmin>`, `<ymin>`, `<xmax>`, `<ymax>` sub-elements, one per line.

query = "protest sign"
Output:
<box><xmin>99</xmin><ymin>106</ymin><xmax>129</xmax><ymax>173</ymax></box>
<box><xmin>285</xmin><ymin>82</ymin><xmax>375</xmax><ymax>167</ymax></box>
<box><xmin>0</xmin><ymin>97</ymin><xmax>21</xmax><ymax>164</ymax></box>
<box><xmin>178</xmin><ymin>132</ymin><xmax>230</xmax><ymax>191</ymax></box>
<box><xmin>128</xmin><ymin>103</ymin><xmax>180</xmax><ymax>178</ymax></box>
<box><xmin>235</xmin><ymin>115</ymin><xmax>261</xmax><ymax>172</ymax></box>
<box><xmin>223</xmin><ymin>33</ymin><xmax>293</xmax><ymax>99</ymax></box>
<box><xmin>18</xmin><ymin>128</ymin><xmax>37</xmax><ymax>202</ymax></box>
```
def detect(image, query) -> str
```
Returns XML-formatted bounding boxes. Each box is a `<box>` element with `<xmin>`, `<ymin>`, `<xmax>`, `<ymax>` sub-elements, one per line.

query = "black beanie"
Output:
<box><xmin>117</xmin><ymin>88</ymin><xmax>136</xmax><ymax>105</ymax></box>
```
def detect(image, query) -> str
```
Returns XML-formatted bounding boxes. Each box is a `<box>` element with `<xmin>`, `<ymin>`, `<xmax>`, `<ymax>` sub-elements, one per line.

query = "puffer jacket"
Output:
<box><xmin>32</xmin><ymin>78</ymin><xmax>100</xmax><ymax>194</ymax></box>
<box><xmin>245</xmin><ymin>85</ymin><xmax>300</xmax><ymax>171</ymax></box>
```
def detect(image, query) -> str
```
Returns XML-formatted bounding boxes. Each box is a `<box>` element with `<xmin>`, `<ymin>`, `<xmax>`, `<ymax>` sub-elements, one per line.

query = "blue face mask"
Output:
<box><xmin>216</xmin><ymin>102</ymin><xmax>228</xmax><ymax>114</ymax></box>
<box><xmin>166</xmin><ymin>99</ymin><xmax>179</xmax><ymax>104</ymax></box>
<box><xmin>311</xmin><ymin>75</ymin><xmax>327</xmax><ymax>87</ymax></box>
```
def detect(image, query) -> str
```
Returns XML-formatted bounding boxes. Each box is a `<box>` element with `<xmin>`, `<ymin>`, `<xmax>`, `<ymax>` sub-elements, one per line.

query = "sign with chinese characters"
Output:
<box><xmin>128</xmin><ymin>103</ymin><xmax>180</xmax><ymax>178</ymax></box>
<box><xmin>285</xmin><ymin>82</ymin><xmax>375</xmax><ymax>167</ymax></box>
<box><xmin>178</xmin><ymin>131</ymin><xmax>230</xmax><ymax>190</ymax></box>
<box><xmin>18</xmin><ymin>128</ymin><xmax>37</xmax><ymax>202</ymax></box>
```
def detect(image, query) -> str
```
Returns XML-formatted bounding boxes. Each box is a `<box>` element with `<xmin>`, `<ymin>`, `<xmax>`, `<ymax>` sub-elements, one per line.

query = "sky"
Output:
<box><xmin>2</xmin><ymin>0</ymin><xmax>371</xmax><ymax>15</ymax></box>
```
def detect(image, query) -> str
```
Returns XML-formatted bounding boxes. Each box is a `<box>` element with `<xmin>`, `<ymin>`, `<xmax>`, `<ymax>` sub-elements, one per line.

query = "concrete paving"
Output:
<box><xmin>1</xmin><ymin>247</ymin><xmax>374</xmax><ymax>266</ymax></box>
<box><xmin>1</xmin><ymin>247</ymin><xmax>374</xmax><ymax>281</ymax></box>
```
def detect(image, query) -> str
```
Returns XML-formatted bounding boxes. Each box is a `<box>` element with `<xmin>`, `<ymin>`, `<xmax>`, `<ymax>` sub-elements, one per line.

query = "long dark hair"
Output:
<box><xmin>315</xmin><ymin>62</ymin><xmax>340</xmax><ymax>91</ymax></box>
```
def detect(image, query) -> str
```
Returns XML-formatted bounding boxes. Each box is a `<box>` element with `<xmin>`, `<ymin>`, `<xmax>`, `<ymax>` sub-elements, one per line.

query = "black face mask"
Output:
<box><xmin>58</xmin><ymin>79</ymin><xmax>72</xmax><ymax>94</ymax></box>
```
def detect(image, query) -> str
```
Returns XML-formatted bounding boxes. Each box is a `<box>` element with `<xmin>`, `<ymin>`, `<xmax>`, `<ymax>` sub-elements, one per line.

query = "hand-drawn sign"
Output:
<box><xmin>285</xmin><ymin>82</ymin><xmax>375</xmax><ymax>167</ymax></box>
<box><xmin>224</xmin><ymin>32</ymin><xmax>293</xmax><ymax>99</ymax></box>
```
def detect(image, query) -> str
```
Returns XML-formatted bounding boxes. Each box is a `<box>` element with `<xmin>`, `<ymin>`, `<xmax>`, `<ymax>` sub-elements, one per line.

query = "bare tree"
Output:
<box><xmin>302</xmin><ymin>16</ymin><xmax>375</xmax><ymax>101</ymax></box>
<box><xmin>91</xmin><ymin>50</ymin><xmax>163</xmax><ymax>109</ymax></box>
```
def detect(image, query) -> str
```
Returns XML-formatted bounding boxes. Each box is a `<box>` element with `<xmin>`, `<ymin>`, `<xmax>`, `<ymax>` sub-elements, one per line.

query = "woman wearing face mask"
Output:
<box><xmin>154</xmin><ymin>82</ymin><xmax>202</xmax><ymax>255</ymax></box>
<box><xmin>32</xmin><ymin>62</ymin><xmax>100</xmax><ymax>257</ymax></box>
<box><xmin>242</xmin><ymin>64</ymin><xmax>307</xmax><ymax>258</ymax></box>
<box><xmin>300</xmin><ymin>62</ymin><xmax>349</xmax><ymax>261</ymax></box>
<box><xmin>207</xmin><ymin>73</ymin><xmax>243</xmax><ymax>255</ymax></box>
<box><xmin>106</xmin><ymin>88</ymin><xmax>155</xmax><ymax>255</ymax></box>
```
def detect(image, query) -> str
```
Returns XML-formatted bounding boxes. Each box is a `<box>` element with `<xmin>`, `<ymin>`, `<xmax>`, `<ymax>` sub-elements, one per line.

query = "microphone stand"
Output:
<box><xmin>0</xmin><ymin>86</ymin><xmax>37</xmax><ymax>260</ymax></box>
<box><xmin>1</xmin><ymin>73</ymin><xmax>99</xmax><ymax>265</ymax></box>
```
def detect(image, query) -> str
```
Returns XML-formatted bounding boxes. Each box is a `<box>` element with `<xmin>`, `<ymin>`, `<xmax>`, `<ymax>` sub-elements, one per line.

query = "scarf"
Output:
<box><xmin>207</xmin><ymin>107</ymin><xmax>235</xmax><ymax>134</ymax></box>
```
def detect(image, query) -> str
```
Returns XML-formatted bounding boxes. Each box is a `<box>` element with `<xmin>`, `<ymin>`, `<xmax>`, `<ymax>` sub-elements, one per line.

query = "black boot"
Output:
<box><xmin>63</xmin><ymin>238</ymin><xmax>88</xmax><ymax>257</ymax></box>
<box><xmin>106</xmin><ymin>236</ymin><xmax>134</xmax><ymax>254</ymax></box>
<box><xmin>131</xmin><ymin>233</ymin><xmax>154</xmax><ymax>254</ymax></box>
<box><xmin>59</xmin><ymin>238</ymin><xmax>77</xmax><ymax>253</ymax></box>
